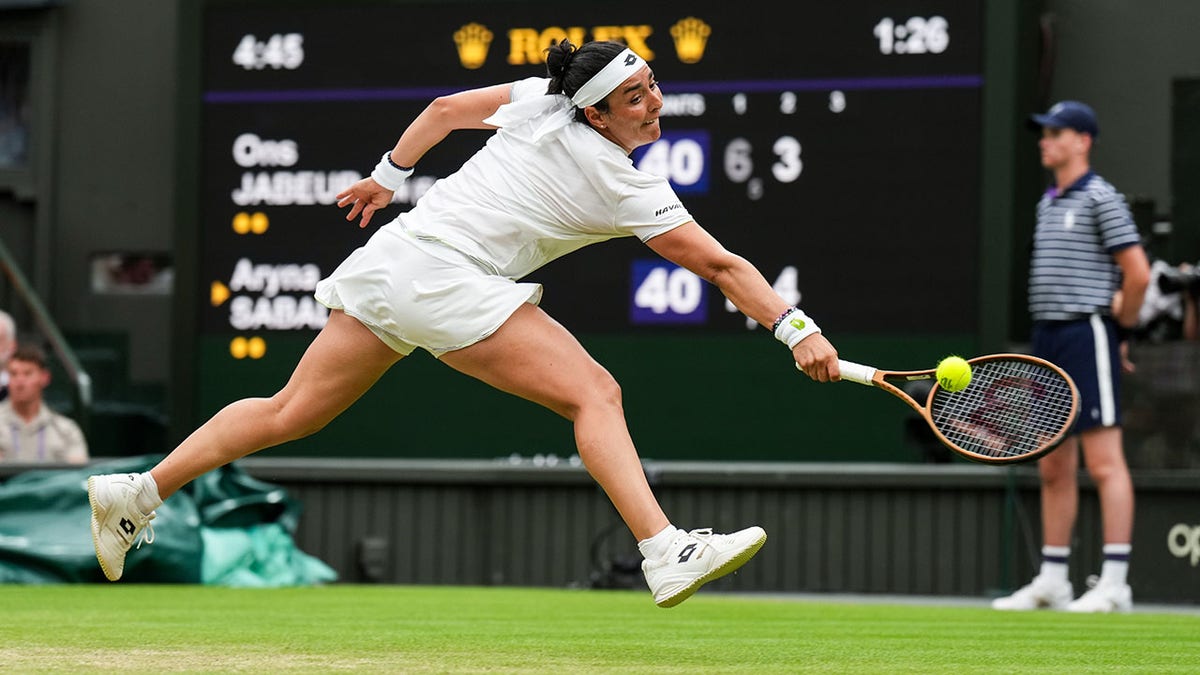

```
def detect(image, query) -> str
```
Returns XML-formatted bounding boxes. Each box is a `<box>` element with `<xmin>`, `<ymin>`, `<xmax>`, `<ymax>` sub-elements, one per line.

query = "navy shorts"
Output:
<box><xmin>1031</xmin><ymin>314</ymin><xmax>1122</xmax><ymax>434</ymax></box>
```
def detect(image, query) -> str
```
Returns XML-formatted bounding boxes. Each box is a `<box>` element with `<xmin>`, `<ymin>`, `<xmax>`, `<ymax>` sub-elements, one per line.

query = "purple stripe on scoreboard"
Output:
<box><xmin>204</xmin><ymin>74</ymin><xmax>983</xmax><ymax>104</ymax></box>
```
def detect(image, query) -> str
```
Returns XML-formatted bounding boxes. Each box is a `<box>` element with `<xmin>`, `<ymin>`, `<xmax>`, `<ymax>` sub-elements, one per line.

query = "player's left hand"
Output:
<box><xmin>793</xmin><ymin>333</ymin><xmax>840</xmax><ymax>383</ymax></box>
<box><xmin>336</xmin><ymin>177</ymin><xmax>394</xmax><ymax>229</ymax></box>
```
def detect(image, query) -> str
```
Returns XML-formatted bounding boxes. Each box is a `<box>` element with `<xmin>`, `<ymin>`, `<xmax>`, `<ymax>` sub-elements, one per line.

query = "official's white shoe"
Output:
<box><xmin>1066</xmin><ymin>575</ymin><xmax>1133</xmax><ymax>613</ymax></box>
<box><xmin>991</xmin><ymin>575</ymin><xmax>1073</xmax><ymax>610</ymax></box>
<box><xmin>642</xmin><ymin>526</ymin><xmax>766</xmax><ymax>608</ymax></box>
<box><xmin>87</xmin><ymin>473</ymin><xmax>157</xmax><ymax>581</ymax></box>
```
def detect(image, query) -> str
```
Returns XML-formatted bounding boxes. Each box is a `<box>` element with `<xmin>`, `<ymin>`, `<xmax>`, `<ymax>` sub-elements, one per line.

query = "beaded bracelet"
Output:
<box><xmin>774</xmin><ymin>308</ymin><xmax>821</xmax><ymax>349</ymax></box>
<box><xmin>771</xmin><ymin>307</ymin><xmax>799</xmax><ymax>333</ymax></box>
<box><xmin>385</xmin><ymin>153</ymin><xmax>413</xmax><ymax>172</ymax></box>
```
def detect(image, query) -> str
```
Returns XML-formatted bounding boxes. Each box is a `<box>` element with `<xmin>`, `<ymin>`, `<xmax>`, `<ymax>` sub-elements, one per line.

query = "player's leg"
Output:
<box><xmin>1079</xmin><ymin>426</ymin><xmax>1134</xmax><ymax>543</ymax></box>
<box><xmin>150</xmin><ymin>309</ymin><xmax>405</xmax><ymax>497</ymax></box>
<box><xmin>1063</xmin><ymin>315</ymin><xmax>1133</xmax><ymax>612</ymax></box>
<box><xmin>1038</xmin><ymin>437</ymin><xmax>1080</xmax><ymax>547</ymax></box>
<box><xmin>440</xmin><ymin>302</ymin><xmax>666</xmax><ymax>540</ymax></box>
<box><xmin>89</xmin><ymin>309</ymin><xmax>404</xmax><ymax>580</ymax></box>
<box><xmin>1066</xmin><ymin>425</ymin><xmax>1134</xmax><ymax>612</ymax></box>
<box><xmin>440</xmin><ymin>302</ymin><xmax>765</xmax><ymax>607</ymax></box>
<box><xmin>991</xmin><ymin>440</ymin><xmax>1078</xmax><ymax>610</ymax></box>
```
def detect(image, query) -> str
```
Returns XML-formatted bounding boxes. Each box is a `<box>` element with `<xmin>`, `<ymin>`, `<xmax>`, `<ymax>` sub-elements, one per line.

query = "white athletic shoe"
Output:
<box><xmin>991</xmin><ymin>575</ymin><xmax>1073</xmax><ymax>610</ymax></box>
<box><xmin>1066</xmin><ymin>575</ymin><xmax>1133</xmax><ymax>613</ymax></box>
<box><xmin>87</xmin><ymin>473</ymin><xmax>157</xmax><ymax>581</ymax></box>
<box><xmin>642</xmin><ymin>526</ymin><xmax>767</xmax><ymax>608</ymax></box>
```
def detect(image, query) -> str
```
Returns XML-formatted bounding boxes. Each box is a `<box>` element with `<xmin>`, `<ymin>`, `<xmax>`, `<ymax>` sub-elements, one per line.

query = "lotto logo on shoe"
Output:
<box><xmin>677</xmin><ymin>543</ymin><xmax>698</xmax><ymax>563</ymax></box>
<box><xmin>119</xmin><ymin>518</ymin><xmax>137</xmax><ymax>537</ymax></box>
<box><xmin>1168</xmin><ymin>523</ymin><xmax>1200</xmax><ymax>566</ymax></box>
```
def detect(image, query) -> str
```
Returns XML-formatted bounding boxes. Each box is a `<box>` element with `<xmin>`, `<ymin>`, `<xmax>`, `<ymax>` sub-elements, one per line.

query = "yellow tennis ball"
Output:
<box><xmin>936</xmin><ymin>355</ymin><xmax>972</xmax><ymax>392</ymax></box>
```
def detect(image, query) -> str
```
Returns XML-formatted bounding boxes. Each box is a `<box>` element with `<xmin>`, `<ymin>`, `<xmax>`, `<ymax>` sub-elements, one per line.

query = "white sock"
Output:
<box><xmin>637</xmin><ymin>524</ymin><xmax>678</xmax><ymax>560</ymax></box>
<box><xmin>1100</xmin><ymin>543</ymin><xmax>1131</xmax><ymax>586</ymax></box>
<box><xmin>1039</xmin><ymin>545</ymin><xmax>1070</xmax><ymax>582</ymax></box>
<box><xmin>134</xmin><ymin>472</ymin><xmax>164</xmax><ymax>514</ymax></box>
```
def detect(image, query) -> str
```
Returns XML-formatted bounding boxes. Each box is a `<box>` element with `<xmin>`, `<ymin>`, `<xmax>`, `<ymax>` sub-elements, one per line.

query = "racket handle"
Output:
<box><xmin>794</xmin><ymin>359</ymin><xmax>877</xmax><ymax>386</ymax></box>
<box><xmin>836</xmin><ymin>360</ymin><xmax>876</xmax><ymax>386</ymax></box>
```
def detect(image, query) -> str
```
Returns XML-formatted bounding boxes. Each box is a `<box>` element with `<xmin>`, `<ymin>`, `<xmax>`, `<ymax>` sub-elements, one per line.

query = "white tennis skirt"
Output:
<box><xmin>314</xmin><ymin>224</ymin><xmax>542</xmax><ymax>357</ymax></box>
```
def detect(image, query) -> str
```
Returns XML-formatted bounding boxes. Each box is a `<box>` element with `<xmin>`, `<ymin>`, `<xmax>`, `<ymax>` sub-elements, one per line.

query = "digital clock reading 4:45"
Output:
<box><xmin>231</xmin><ymin>32</ymin><xmax>305</xmax><ymax>70</ymax></box>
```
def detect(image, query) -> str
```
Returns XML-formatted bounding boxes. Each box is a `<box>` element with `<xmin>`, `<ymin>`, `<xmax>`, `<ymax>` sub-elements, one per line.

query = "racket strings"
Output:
<box><xmin>929</xmin><ymin>359</ymin><xmax>1075</xmax><ymax>460</ymax></box>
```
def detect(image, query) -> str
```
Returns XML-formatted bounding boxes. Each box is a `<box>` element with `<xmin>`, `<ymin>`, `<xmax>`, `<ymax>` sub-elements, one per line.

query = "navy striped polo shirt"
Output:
<box><xmin>1028</xmin><ymin>170</ymin><xmax>1142</xmax><ymax>321</ymax></box>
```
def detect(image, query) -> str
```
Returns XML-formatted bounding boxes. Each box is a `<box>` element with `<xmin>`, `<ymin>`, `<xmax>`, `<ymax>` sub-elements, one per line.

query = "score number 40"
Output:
<box><xmin>632</xmin><ymin>260</ymin><xmax>801</xmax><ymax>328</ymax></box>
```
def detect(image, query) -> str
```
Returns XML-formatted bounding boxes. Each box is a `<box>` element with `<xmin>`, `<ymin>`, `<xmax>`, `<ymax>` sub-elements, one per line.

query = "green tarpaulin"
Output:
<box><xmin>0</xmin><ymin>455</ymin><xmax>336</xmax><ymax>586</ymax></box>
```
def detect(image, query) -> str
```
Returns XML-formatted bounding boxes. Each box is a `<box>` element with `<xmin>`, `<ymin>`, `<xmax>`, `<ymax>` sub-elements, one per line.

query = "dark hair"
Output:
<box><xmin>10</xmin><ymin>343</ymin><xmax>47</xmax><ymax>369</ymax></box>
<box><xmin>545</xmin><ymin>39</ymin><xmax>628</xmax><ymax>122</ymax></box>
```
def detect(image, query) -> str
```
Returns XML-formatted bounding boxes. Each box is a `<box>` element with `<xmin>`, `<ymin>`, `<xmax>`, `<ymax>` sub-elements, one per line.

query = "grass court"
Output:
<box><xmin>3</xmin><ymin>584</ymin><xmax>1198</xmax><ymax>672</ymax></box>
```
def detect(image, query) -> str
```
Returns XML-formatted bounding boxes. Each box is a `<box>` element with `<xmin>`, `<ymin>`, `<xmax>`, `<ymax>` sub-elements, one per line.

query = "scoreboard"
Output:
<box><xmin>190</xmin><ymin>0</ymin><xmax>985</xmax><ymax>460</ymax></box>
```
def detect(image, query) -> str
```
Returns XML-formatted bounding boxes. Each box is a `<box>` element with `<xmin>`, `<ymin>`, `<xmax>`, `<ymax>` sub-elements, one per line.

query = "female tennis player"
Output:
<box><xmin>88</xmin><ymin>39</ymin><xmax>840</xmax><ymax>607</ymax></box>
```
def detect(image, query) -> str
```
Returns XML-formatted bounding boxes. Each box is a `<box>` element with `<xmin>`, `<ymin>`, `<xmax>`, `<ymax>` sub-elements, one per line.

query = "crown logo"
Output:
<box><xmin>454</xmin><ymin>23</ymin><xmax>493</xmax><ymax>69</ymax></box>
<box><xmin>670</xmin><ymin>17</ymin><xmax>711</xmax><ymax>64</ymax></box>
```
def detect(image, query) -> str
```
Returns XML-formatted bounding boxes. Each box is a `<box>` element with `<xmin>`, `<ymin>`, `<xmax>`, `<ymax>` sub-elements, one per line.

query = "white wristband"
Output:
<box><xmin>370</xmin><ymin>152</ymin><xmax>413</xmax><ymax>191</ymax></box>
<box><xmin>773</xmin><ymin>308</ymin><xmax>821</xmax><ymax>349</ymax></box>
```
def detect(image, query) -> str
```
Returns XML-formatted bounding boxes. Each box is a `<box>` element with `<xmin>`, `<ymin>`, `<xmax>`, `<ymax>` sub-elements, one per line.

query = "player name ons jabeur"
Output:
<box><xmin>229</xmin><ymin>133</ymin><xmax>361</xmax><ymax>207</ymax></box>
<box><xmin>231</xmin><ymin>169</ymin><xmax>362</xmax><ymax>207</ymax></box>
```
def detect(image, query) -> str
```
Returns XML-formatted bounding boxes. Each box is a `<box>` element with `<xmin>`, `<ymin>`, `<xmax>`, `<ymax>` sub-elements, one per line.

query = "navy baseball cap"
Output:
<box><xmin>1029</xmin><ymin>100</ymin><xmax>1099</xmax><ymax>137</ymax></box>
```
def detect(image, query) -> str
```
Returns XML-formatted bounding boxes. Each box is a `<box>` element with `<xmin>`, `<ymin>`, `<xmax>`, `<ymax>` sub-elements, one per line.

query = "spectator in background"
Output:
<box><xmin>1125</xmin><ymin>257</ymin><xmax>1199</xmax><ymax>346</ymax></box>
<box><xmin>992</xmin><ymin>101</ymin><xmax>1150</xmax><ymax>614</ymax></box>
<box><xmin>0</xmin><ymin>309</ymin><xmax>15</xmax><ymax>401</ymax></box>
<box><xmin>0</xmin><ymin>343</ymin><xmax>89</xmax><ymax>464</ymax></box>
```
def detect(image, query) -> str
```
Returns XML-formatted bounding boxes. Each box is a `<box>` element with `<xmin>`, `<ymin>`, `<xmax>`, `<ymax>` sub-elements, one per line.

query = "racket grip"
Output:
<box><xmin>794</xmin><ymin>360</ymin><xmax>876</xmax><ymax>385</ymax></box>
<box><xmin>836</xmin><ymin>360</ymin><xmax>876</xmax><ymax>386</ymax></box>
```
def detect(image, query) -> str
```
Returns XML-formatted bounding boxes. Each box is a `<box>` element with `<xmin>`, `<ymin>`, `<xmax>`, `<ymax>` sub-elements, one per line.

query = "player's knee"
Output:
<box><xmin>566</xmin><ymin>367</ymin><xmax>623</xmax><ymax>420</ymax></box>
<box><xmin>1038</xmin><ymin>459</ymin><xmax>1075</xmax><ymax>486</ymax></box>
<box><xmin>1085</xmin><ymin>458</ymin><xmax>1128</xmax><ymax>486</ymax></box>
<box><xmin>267</xmin><ymin>395</ymin><xmax>330</xmax><ymax>442</ymax></box>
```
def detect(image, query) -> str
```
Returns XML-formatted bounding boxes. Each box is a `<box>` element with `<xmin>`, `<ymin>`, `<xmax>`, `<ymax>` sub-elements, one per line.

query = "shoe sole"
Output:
<box><xmin>1067</xmin><ymin>602</ymin><xmax>1133</xmax><ymax>614</ymax></box>
<box><xmin>991</xmin><ymin>598</ymin><xmax>1070</xmax><ymax>611</ymax></box>
<box><xmin>87</xmin><ymin>476</ymin><xmax>121</xmax><ymax>582</ymax></box>
<box><xmin>656</xmin><ymin>531</ymin><xmax>767</xmax><ymax>608</ymax></box>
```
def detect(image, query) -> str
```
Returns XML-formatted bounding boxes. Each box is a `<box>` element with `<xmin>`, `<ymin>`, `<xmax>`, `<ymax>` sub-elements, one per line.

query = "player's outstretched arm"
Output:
<box><xmin>646</xmin><ymin>221</ymin><xmax>840</xmax><ymax>381</ymax></box>
<box><xmin>385</xmin><ymin>82</ymin><xmax>515</xmax><ymax>166</ymax></box>
<box><xmin>336</xmin><ymin>82</ymin><xmax>515</xmax><ymax>228</ymax></box>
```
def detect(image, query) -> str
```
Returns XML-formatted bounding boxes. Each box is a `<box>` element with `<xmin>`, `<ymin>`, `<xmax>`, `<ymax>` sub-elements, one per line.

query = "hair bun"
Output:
<box><xmin>545</xmin><ymin>39</ymin><xmax>577</xmax><ymax>79</ymax></box>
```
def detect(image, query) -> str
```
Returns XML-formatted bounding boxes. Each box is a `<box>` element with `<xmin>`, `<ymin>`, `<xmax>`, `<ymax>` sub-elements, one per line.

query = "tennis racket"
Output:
<box><xmin>814</xmin><ymin>353</ymin><xmax>1080</xmax><ymax>465</ymax></box>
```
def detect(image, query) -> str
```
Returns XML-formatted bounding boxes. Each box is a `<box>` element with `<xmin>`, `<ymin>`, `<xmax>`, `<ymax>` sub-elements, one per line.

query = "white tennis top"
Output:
<box><xmin>390</xmin><ymin>77</ymin><xmax>693</xmax><ymax>279</ymax></box>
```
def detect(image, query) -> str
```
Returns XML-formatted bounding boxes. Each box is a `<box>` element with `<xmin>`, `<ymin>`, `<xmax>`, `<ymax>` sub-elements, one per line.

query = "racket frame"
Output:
<box><xmin>828</xmin><ymin>353</ymin><xmax>1080</xmax><ymax>465</ymax></box>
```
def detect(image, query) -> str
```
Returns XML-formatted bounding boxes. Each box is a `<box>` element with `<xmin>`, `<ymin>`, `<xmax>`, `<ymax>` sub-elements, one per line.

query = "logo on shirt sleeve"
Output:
<box><xmin>654</xmin><ymin>202</ymin><xmax>685</xmax><ymax>218</ymax></box>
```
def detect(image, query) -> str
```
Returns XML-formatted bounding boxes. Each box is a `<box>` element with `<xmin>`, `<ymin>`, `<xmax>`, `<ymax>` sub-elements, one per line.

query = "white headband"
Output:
<box><xmin>570</xmin><ymin>48</ymin><xmax>648</xmax><ymax>108</ymax></box>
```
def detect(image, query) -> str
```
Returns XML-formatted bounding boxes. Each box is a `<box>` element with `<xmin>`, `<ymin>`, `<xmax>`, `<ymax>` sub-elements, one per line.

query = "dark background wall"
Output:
<box><xmin>1037</xmin><ymin>0</ymin><xmax>1200</xmax><ymax>229</ymax></box>
<box><xmin>1</xmin><ymin>0</ymin><xmax>177</xmax><ymax>383</ymax></box>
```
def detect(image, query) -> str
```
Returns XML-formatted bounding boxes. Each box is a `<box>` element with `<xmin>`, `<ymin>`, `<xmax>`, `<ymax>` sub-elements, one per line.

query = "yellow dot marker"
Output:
<box><xmin>232</xmin><ymin>212</ymin><xmax>251</xmax><ymax>234</ymax></box>
<box><xmin>230</xmin><ymin>337</ymin><xmax>248</xmax><ymax>359</ymax></box>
